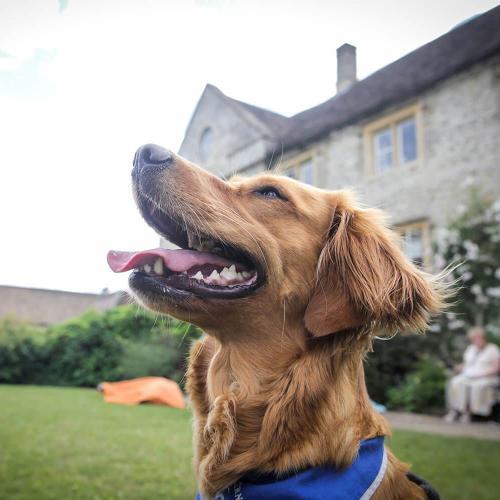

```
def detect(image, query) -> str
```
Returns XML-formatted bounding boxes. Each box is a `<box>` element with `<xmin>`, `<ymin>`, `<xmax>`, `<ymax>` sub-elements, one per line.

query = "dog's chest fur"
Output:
<box><xmin>186</xmin><ymin>335</ymin><xmax>393</xmax><ymax>498</ymax></box>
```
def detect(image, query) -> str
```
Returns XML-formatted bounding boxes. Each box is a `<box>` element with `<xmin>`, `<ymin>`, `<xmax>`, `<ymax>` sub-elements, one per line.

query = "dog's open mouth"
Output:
<box><xmin>107</xmin><ymin>194</ymin><xmax>263</xmax><ymax>300</ymax></box>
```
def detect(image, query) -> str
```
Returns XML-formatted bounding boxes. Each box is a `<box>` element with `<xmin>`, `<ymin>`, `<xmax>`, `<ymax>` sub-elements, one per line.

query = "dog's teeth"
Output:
<box><xmin>241</xmin><ymin>271</ymin><xmax>251</xmax><ymax>279</ymax></box>
<box><xmin>144</xmin><ymin>264</ymin><xmax>152</xmax><ymax>273</ymax></box>
<box><xmin>200</xmin><ymin>240</ymin><xmax>215</xmax><ymax>251</ymax></box>
<box><xmin>187</xmin><ymin>230</ymin><xmax>199</xmax><ymax>250</ymax></box>
<box><xmin>220</xmin><ymin>266</ymin><xmax>231</xmax><ymax>279</ymax></box>
<box><xmin>220</xmin><ymin>266</ymin><xmax>238</xmax><ymax>280</ymax></box>
<box><xmin>192</xmin><ymin>271</ymin><xmax>203</xmax><ymax>280</ymax></box>
<box><xmin>208</xmin><ymin>269</ymin><xmax>220</xmax><ymax>281</ymax></box>
<box><xmin>187</xmin><ymin>231</ymin><xmax>194</xmax><ymax>249</ymax></box>
<box><xmin>182</xmin><ymin>271</ymin><xmax>187</xmax><ymax>275</ymax></box>
<box><xmin>187</xmin><ymin>231</ymin><xmax>218</xmax><ymax>253</ymax></box>
<box><xmin>153</xmin><ymin>258</ymin><xmax>164</xmax><ymax>275</ymax></box>
<box><xmin>206</xmin><ymin>269</ymin><xmax>220</xmax><ymax>284</ymax></box>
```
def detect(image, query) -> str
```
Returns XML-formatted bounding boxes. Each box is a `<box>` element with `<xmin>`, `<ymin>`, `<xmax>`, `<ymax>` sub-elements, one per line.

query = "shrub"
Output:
<box><xmin>118</xmin><ymin>319</ymin><xmax>200</xmax><ymax>383</ymax></box>
<box><xmin>386</xmin><ymin>359</ymin><xmax>447</xmax><ymax>413</ymax></box>
<box><xmin>0</xmin><ymin>318</ymin><xmax>46</xmax><ymax>383</ymax></box>
<box><xmin>366</xmin><ymin>192</ymin><xmax>500</xmax><ymax>409</ymax></box>
<box><xmin>0</xmin><ymin>306</ymin><xmax>201</xmax><ymax>388</ymax></box>
<box><xmin>364</xmin><ymin>332</ymin><xmax>450</xmax><ymax>404</ymax></box>
<box><xmin>41</xmin><ymin>319</ymin><xmax>125</xmax><ymax>386</ymax></box>
<box><xmin>433</xmin><ymin>190</ymin><xmax>500</xmax><ymax>339</ymax></box>
<box><xmin>119</xmin><ymin>339</ymin><xmax>182</xmax><ymax>382</ymax></box>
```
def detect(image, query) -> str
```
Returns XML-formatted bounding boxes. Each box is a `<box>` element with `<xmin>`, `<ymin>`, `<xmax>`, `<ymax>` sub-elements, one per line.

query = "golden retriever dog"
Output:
<box><xmin>108</xmin><ymin>144</ymin><xmax>445</xmax><ymax>499</ymax></box>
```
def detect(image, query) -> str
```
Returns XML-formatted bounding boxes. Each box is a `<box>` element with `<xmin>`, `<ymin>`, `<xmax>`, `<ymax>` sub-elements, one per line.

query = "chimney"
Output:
<box><xmin>336</xmin><ymin>43</ymin><xmax>357</xmax><ymax>93</ymax></box>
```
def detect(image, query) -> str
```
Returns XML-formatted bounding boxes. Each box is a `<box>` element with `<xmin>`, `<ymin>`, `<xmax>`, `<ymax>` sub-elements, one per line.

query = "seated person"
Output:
<box><xmin>445</xmin><ymin>326</ymin><xmax>500</xmax><ymax>423</ymax></box>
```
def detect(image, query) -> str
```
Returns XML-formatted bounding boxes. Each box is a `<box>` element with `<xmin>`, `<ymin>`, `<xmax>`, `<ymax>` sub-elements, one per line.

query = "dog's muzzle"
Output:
<box><xmin>132</xmin><ymin>143</ymin><xmax>174</xmax><ymax>182</ymax></box>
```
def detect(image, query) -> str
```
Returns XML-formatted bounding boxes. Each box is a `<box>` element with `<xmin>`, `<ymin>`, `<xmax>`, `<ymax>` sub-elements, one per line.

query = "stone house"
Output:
<box><xmin>178</xmin><ymin>6</ymin><xmax>500</xmax><ymax>269</ymax></box>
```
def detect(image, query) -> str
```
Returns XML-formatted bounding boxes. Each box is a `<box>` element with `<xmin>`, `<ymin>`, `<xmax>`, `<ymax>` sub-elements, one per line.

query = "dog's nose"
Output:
<box><xmin>133</xmin><ymin>144</ymin><xmax>174</xmax><ymax>179</ymax></box>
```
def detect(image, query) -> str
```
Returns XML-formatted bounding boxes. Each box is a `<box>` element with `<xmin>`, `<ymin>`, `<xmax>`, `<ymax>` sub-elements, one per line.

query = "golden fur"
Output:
<box><xmin>132</xmin><ymin>153</ymin><xmax>446</xmax><ymax>499</ymax></box>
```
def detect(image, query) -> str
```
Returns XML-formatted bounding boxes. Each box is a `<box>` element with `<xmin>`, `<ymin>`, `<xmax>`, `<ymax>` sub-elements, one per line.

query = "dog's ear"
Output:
<box><xmin>304</xmin><ymin>194</ymin><xmax>445</xmax><ymax>337</ymax></box>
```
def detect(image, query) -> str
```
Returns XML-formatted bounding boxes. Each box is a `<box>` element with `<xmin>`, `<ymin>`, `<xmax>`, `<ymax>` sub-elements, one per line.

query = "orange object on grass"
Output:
<box><xmin>99</xmin><ymin>376</ymin><xmax>186</xmax><ymax>409</ymax></box>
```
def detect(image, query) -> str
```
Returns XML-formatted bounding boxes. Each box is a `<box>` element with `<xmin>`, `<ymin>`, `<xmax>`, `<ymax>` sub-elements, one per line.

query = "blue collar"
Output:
<box><xmin>197</xmin><ymin>436</ymin><xmax>387</xmax><ymax>500</ymax></box>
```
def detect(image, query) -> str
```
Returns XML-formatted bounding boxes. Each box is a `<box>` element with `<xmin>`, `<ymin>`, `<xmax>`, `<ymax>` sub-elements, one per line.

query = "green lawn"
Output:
<box><xmin>0</xmin><ymin>385</ymin><xmax>195</xmax><ymax>499</ymax></box>
<box><xmin>1</xmin><ymin>385</ymin><xmax>499</xmax><ymax>500</ymax></box>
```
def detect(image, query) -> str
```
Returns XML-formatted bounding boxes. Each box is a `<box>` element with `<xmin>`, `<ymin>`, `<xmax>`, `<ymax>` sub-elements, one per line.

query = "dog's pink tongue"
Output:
<box><xmin>107</xmin><ymin>248</ymin><xmax>236</xmax><ymax>273</ymax></box>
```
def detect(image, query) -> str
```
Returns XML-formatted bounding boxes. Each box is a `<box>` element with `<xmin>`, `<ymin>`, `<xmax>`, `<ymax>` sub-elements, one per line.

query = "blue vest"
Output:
<box><xmin>197</xmin><ymin>436</ymin><xmax>387</xmax><ymax>500</ymax></box>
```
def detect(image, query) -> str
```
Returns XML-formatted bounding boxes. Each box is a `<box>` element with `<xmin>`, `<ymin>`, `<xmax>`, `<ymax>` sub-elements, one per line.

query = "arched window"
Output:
<box><xmin>199</xmin><ymin>127</ymin><xmax>214</xmax><ymax>162</ymax></box>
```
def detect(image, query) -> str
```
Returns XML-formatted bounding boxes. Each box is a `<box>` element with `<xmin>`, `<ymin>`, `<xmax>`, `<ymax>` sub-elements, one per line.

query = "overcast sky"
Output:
<box><xmin>1</xmin><ymin>0</ymin><xmax>498</xmax><ymax>293</ymax></box>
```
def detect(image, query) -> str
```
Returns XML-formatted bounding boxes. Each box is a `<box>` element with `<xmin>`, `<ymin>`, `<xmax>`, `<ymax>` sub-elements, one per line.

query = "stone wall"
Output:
<box><xmin>179</xmin><ymin>86</ymin><xmax>270</xmax><ymax>179</ymax></box>
<box><xmin>320</xmin><ymin>57</ymin><xmax>500</xmax><ymax>229</ymax></box>
<box><xmin>181</xmin><ymin>58</ymin><xmax>500</xmax><ymax>234</ymax></box>
<box><xmin>0</xmin><ymin>286</ymin><xmax>127</xmax><ymax>326</ymax></box>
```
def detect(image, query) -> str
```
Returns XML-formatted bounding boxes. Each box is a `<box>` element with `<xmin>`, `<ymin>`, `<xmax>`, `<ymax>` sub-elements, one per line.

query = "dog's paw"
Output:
<box><xmin>201</xmin><ymin>394</ymin><xmax>237</xmax><ymax>468</ymax></box>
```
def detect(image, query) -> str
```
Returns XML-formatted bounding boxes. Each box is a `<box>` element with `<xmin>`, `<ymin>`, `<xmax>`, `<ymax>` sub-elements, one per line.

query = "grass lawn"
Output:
<box><xmin>0</xmin><ymin>385</ymin><xmax>195</xmax><ymax>499</ymax></box>
<box><xmin>1</xmin><ymin>385</ymin><xmax>499</xmax><ymax>499</ymax></box>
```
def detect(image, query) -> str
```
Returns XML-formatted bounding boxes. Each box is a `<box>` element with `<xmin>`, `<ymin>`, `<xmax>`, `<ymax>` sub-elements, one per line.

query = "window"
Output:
<box><xmin>301</xmin><ymin>159</ymin><xmax>314</xmax><ymax>185</ymax></box>
<box><xmin>283</xmin><ymin>158</ymin><xmax>314</xmax><ymax>184</ymax></box>
<box><xmin>398</xmin><ymin>117</ymin><xmax>417</xmax><ymax>164</ymax></box>
<box><xmin>364</xmin><ymin>103</ymin><xmax>421</xmax><ymax>174</ymax></box>
<box><xmin>396</xmin><ymin>220</ymin><xmax>430</xmax><ymax>269</ymax></box>
<box><xmin>374</xmin><ymin>128</ymin><xmax>393</xmax><ymax>172</ymax></box>
<box><xmin>199</xmin><ymin>127</ymin><xmax>213</xmax><ymax>162</ymax></box>
<box><xmin>403</xmin><ymin>227</ymin><xmax>424</xmax><ymax>265</ymax></box>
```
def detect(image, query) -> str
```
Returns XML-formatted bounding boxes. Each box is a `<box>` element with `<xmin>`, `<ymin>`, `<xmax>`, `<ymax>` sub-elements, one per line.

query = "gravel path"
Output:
<box><xmin>386</xmin><ymin>411</ymin><xmax>500</xmax><ymax>441</ymax></box>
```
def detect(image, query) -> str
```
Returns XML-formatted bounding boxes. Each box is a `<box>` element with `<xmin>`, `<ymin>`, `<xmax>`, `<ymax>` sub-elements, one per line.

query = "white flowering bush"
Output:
<box><xmin>366</xmin><ymin>190</ymin><xmax>500</xmax><ymax>411</ymax></box>
<box><xmin>433</xmin><ymin>190</ymin><xmax>500</xmax><ymax>340</ymax></box>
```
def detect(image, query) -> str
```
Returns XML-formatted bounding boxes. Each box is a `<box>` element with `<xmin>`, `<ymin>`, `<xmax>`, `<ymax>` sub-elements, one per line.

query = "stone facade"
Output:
<box><xmin>317</xmin><ymin>57</ymin><xmax>500</xmax><ymax>228</ymax></box>
<box><xmin>179</xmin><ymin>85</ymin><xmax>277</xmax><ymax>179</ymax></box>
<box><xmin>178</xmin><ymin>10</ymin><xmax>500</xmax><ymax>265</ymax></box>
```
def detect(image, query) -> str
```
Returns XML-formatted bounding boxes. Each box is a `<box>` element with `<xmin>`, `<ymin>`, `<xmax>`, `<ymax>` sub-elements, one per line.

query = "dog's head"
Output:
<box><xmin>108</xmin><ymin>144</ymin><xmax>444</xmax><ymax>339</ymax></box>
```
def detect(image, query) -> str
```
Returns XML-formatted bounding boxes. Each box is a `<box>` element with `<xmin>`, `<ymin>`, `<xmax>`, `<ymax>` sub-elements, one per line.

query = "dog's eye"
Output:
<box><xmin>254</xmin><ymin>187</ymin><xmax>286</xmax><ymax>201</ymax></box>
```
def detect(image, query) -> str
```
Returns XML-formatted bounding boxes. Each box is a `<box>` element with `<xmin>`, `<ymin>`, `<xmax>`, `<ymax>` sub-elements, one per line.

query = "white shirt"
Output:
<box><xmin>463</xmin><ymin>343</ymin><xmax>500</xmax><ymax>378</ymax></box>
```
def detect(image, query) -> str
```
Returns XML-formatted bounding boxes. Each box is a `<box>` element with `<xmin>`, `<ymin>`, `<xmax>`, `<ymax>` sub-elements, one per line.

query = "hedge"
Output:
<box><xmin>0</xmin><ymin>306</ymin><xmax>200</xmax><ymax>387</ymax></box>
